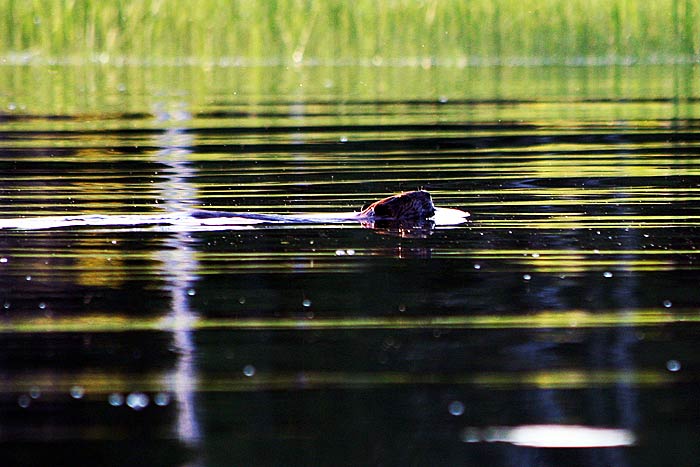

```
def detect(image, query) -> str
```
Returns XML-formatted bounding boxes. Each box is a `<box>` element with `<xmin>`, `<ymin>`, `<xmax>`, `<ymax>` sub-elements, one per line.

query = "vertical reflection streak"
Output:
<box><xmin>152</xmin><ymin>103</ymin><xmax>202</xmax><ymax>447</ymax></box>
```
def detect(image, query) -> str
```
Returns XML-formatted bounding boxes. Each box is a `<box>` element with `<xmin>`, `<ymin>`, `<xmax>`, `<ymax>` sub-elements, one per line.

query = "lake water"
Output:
<box><xmin>1</xmin><ymin>63</ymin><xmax>700</xmax><ymax>466</ymax></box>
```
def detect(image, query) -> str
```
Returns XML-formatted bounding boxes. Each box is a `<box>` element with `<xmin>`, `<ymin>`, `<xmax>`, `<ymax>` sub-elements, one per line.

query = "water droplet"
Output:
<box><xmin>523</xmin><ymin>274</ymin><xmax>532</xmax><ymax>281</ymax></box>
<box><xmin>663</xmin><ymin>300</ymin><xmax>672</xmax><ymax>308</ymax></box>
<box><xmin>108</xmin><ymin>393</ymin><xmax>124</xmax><ymax>407</ymax></box>
<box><xmin>666</xmin><ymin>360</ymin><xmax>681</xmax><ymax>372</ymax></box>
<box><xmin>461</xmin><ymin>427</ymin><xmax>481</xmax><ymax>443</ymax></box>
<box><xmin>292</xmin><ymin>50</ymin><xmax>304</xmax><ymax>64</ymax></box>
<box><xmin>603</xmin><ymin>271</ymin><xmax>613</xmax><ymax>278</ymax></box>
<box><xmin>126</xmin><ymin>392</ymin><xmax>149</xmax><ymax>410</ymax></box>
<box><xmin>154</xmin><ymin>393</ymin><xmax>171</xmax><ymax>406</ymax></box>
<box><xmin>448</xmin><ymin>400</ymin><xmax>465</xmax><ymax>416</ymax></box>
<box><xmin>18</xmin><ymin>394</ymin><xmax>31</xmax><ymax>408</ymax></box>
<box><xmin>243</xmin><ymin>365</ymin><xmax>256</xmax><ymax>377</ymax></box>
<box><xmin>187</xmin><ymin>289</ymin><xmax>196</xmax><ymax>296</ymax></box>
<box><xmin>302</xmin><ymin>298</ymin><xmax>312</xmax><ymax>307</ymax></box>
<box><xmin>70</xmin><ymin>386</ymin><xmax>85</xmax><ymax>399</ymax></box>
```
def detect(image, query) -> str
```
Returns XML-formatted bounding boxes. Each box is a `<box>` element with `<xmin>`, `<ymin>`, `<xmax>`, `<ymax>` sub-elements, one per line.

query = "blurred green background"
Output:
<box><xmin>2</xmin><ymin>0</ymin><xmax>698</xmax><ymax>64</ymax></box>
<box><xmin>1</xmin><ymin>1</ymin><xmax>698</xmax><ymax>116</ymax></box>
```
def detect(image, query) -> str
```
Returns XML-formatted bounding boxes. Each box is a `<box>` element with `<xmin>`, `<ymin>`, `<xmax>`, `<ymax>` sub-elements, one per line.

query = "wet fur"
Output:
<box><xmin>360</xmin><ymin>190</ymin><xmax>436</xmax><ymax>220</ymax></box>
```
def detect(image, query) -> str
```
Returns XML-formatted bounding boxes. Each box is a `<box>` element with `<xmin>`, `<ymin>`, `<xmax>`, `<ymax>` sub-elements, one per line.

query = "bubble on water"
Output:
<box><xmin>473</xmin><ymin>264</ymin><xmax>481</xmax><ymax>270</ymax></box>
<box><xmin>243</xmin><ymin>365</ymin><xmax>256</xmax><ymax>377</ymax></box>
<box><xmin>662</xmin><ymin>300</ymin><xmax>672</xmax><ymax>308</ymax></box>
<box><xmin>70</xmin><ymin>386</ymin><xmax>85</xmax><ymax>399</ymax></box>
<box><xmin>339</xmin><ymin>136</ymin><xmax>348</xmax><ymax>143</ymax></box>
<box><xmin>346</xmin><ymin>249</ymin><xmax>355</xmax><ymax>256</ymax></box>
<box><xmin>531</xmin><ymin>253</ymin><xmax>540</xmax><ymax>258</ymax></box>
<box><xmin>398</xmin><ymin>304</ymin><xmax>406</xmax><ymax>312</ymax></box>
<box><xmin>603</xmin><ymin>271</ymin><xmax>613</xmax><ymax>278</ymax></box>
<box><xmin>38</xmin><ymin>302</ymin><xmax>47</xmax><ymax>310</ymax></box>
<box><xmin>127</xmin><ymin>392</ymin><xmax>149</xmax><ymax>410</ymax></box>
<box><xmin>154</xmin><ymin>392</ymin><xmax>171</xmax><ymax>406</ymax></box>
<box><xmin>302</xmin><ymin>298</ymin><xmax>312</xmax><ymax>307</ymax></box>
<box><xmin>25</xmin><ymin>275</ymin><xmax>32</xmax><ymax>281</ymax></box>
<box><xmin>108</xmin><ymin>393</ymin><xmax>124</xmax><ymax>407</ymax></box>
<box><xmin>29</xmin><ymin>387</ymin><xmax>41</xmax><ymax>399</ymax></box>
<box><xmin>18</xmin><ymin>394</ymin><xmax>31</xmax><ymax>408</ymax></box>
<box><xmin>0</xmin><ymin>257</ymin><xmax>7</xmax><ymax>263</ymax></box>
<box><xmin>448</xmin><ymin>400</ymin><xmax>465</xmax><ymax>416</ymax></box>
<box><xmin>666</xmin><ymin>360</ymin><xmax>681</xmax><ymax>372</ymax></box>
<box><xmin>523</xmin><ymin>274</ymin><xmax>532</xmax><ymax>281</ymax></box>
<box><xmin>238</xmin><ymin>297</ymin><xmax>246</xmax><ymax>304</ymax></box>
<box><xmin>187</xmin><ymin>289</ymin><xmax>196</xmax><ymax>296</ymax></box>
<box><xmin>335</xmin><ymin>249</ymin><xmax>346</xmax><ymax>256</ymax></box>
<box><xmin>3</xmin><ymin>302</ymin><xmax>10</xmax><ymax>309</ymax></box>
<box><xmin>292</xmin><ymin>50</ymin><xmax>304</xmax><ymax>64</ymax></box>
<box><xmin>461</xmin><ymin>427</ymin><xmax>481</xmax><ymax>443</ymax></box>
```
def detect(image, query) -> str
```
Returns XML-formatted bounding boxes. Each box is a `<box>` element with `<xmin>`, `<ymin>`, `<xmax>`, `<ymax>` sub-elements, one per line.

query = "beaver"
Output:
<box><xmin>189</xmin><ymin>190</ymin><xmax>437</xmax><ymax>222</ymax></box>
<box><xmin>359</xmin><ymin>190</ymin><xmax>436</xmax><ymax>220</ymax></box>
<box><xmin>0</xmin><ymin>191</ymin><xmax>469</xmax><ymax>230</ymax></box>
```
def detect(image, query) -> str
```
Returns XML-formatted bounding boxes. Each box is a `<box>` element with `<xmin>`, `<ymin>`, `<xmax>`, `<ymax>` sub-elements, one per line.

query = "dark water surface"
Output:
<box><xmin>1</xmin><ymin>64</ymin><xmax>700</xmax><ymax>466</ymax></box>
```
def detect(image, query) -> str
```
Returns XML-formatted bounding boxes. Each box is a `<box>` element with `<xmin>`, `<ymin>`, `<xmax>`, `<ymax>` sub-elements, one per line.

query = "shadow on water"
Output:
<box><xmin>1</xmin><ymin>66</ymin><xmax>700</xmax><ymax>466</ymax></box>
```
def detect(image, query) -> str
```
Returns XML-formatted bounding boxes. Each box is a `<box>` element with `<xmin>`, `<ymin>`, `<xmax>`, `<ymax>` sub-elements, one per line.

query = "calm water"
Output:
<box><xmin>1</xmin><ymin>64</ymin><xmax>700</xmax><ymax>466</ymax></box>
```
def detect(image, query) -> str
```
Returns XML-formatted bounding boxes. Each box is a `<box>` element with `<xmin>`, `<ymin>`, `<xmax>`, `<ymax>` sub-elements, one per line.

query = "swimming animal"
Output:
<box><xmin>0</xmin><ymin>190</ymin><xmax>469</xmax><ymax>231</ymax></box>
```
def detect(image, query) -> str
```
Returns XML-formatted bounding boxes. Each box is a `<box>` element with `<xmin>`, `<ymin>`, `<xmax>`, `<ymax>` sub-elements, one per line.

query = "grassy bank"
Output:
<box><xmin>2</xmin><ymin>0</ymin><xmax>699</xmax><ymax>65</ymax></box>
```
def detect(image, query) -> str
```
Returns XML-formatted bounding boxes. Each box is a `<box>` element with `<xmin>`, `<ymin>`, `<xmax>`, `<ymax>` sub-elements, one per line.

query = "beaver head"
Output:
<box><xmin>360</xmin><ymin>190</ymin><xmax>436</xmax><ymax>220</ymax></box>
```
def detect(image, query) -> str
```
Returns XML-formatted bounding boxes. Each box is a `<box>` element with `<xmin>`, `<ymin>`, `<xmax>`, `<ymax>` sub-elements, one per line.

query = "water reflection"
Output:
<box><xmin>0</xmin><ymin>64</ymin><xmax>699</xmax><ymax>466</ymax></box>
<box><xmin>462</xmin><ymin>424</ymin><xmax>636</xmax><ymax>448</ymax></box>
<box><xmin>151</xmin><ymin>103</ymin><xmax>202</xmax><ymax>447</ymax></box>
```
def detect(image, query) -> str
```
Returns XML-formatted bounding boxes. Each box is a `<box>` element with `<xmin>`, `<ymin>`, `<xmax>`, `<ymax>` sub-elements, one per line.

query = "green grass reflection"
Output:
<box><xmin>0</xmin><ymin>368</ymin><xmax>679</xmax><ymax>395</ymax></box>
<box><xmin>1</xmin><ymin>309</ymin><xmax>698</xmax><ymax>334</ymax></box>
